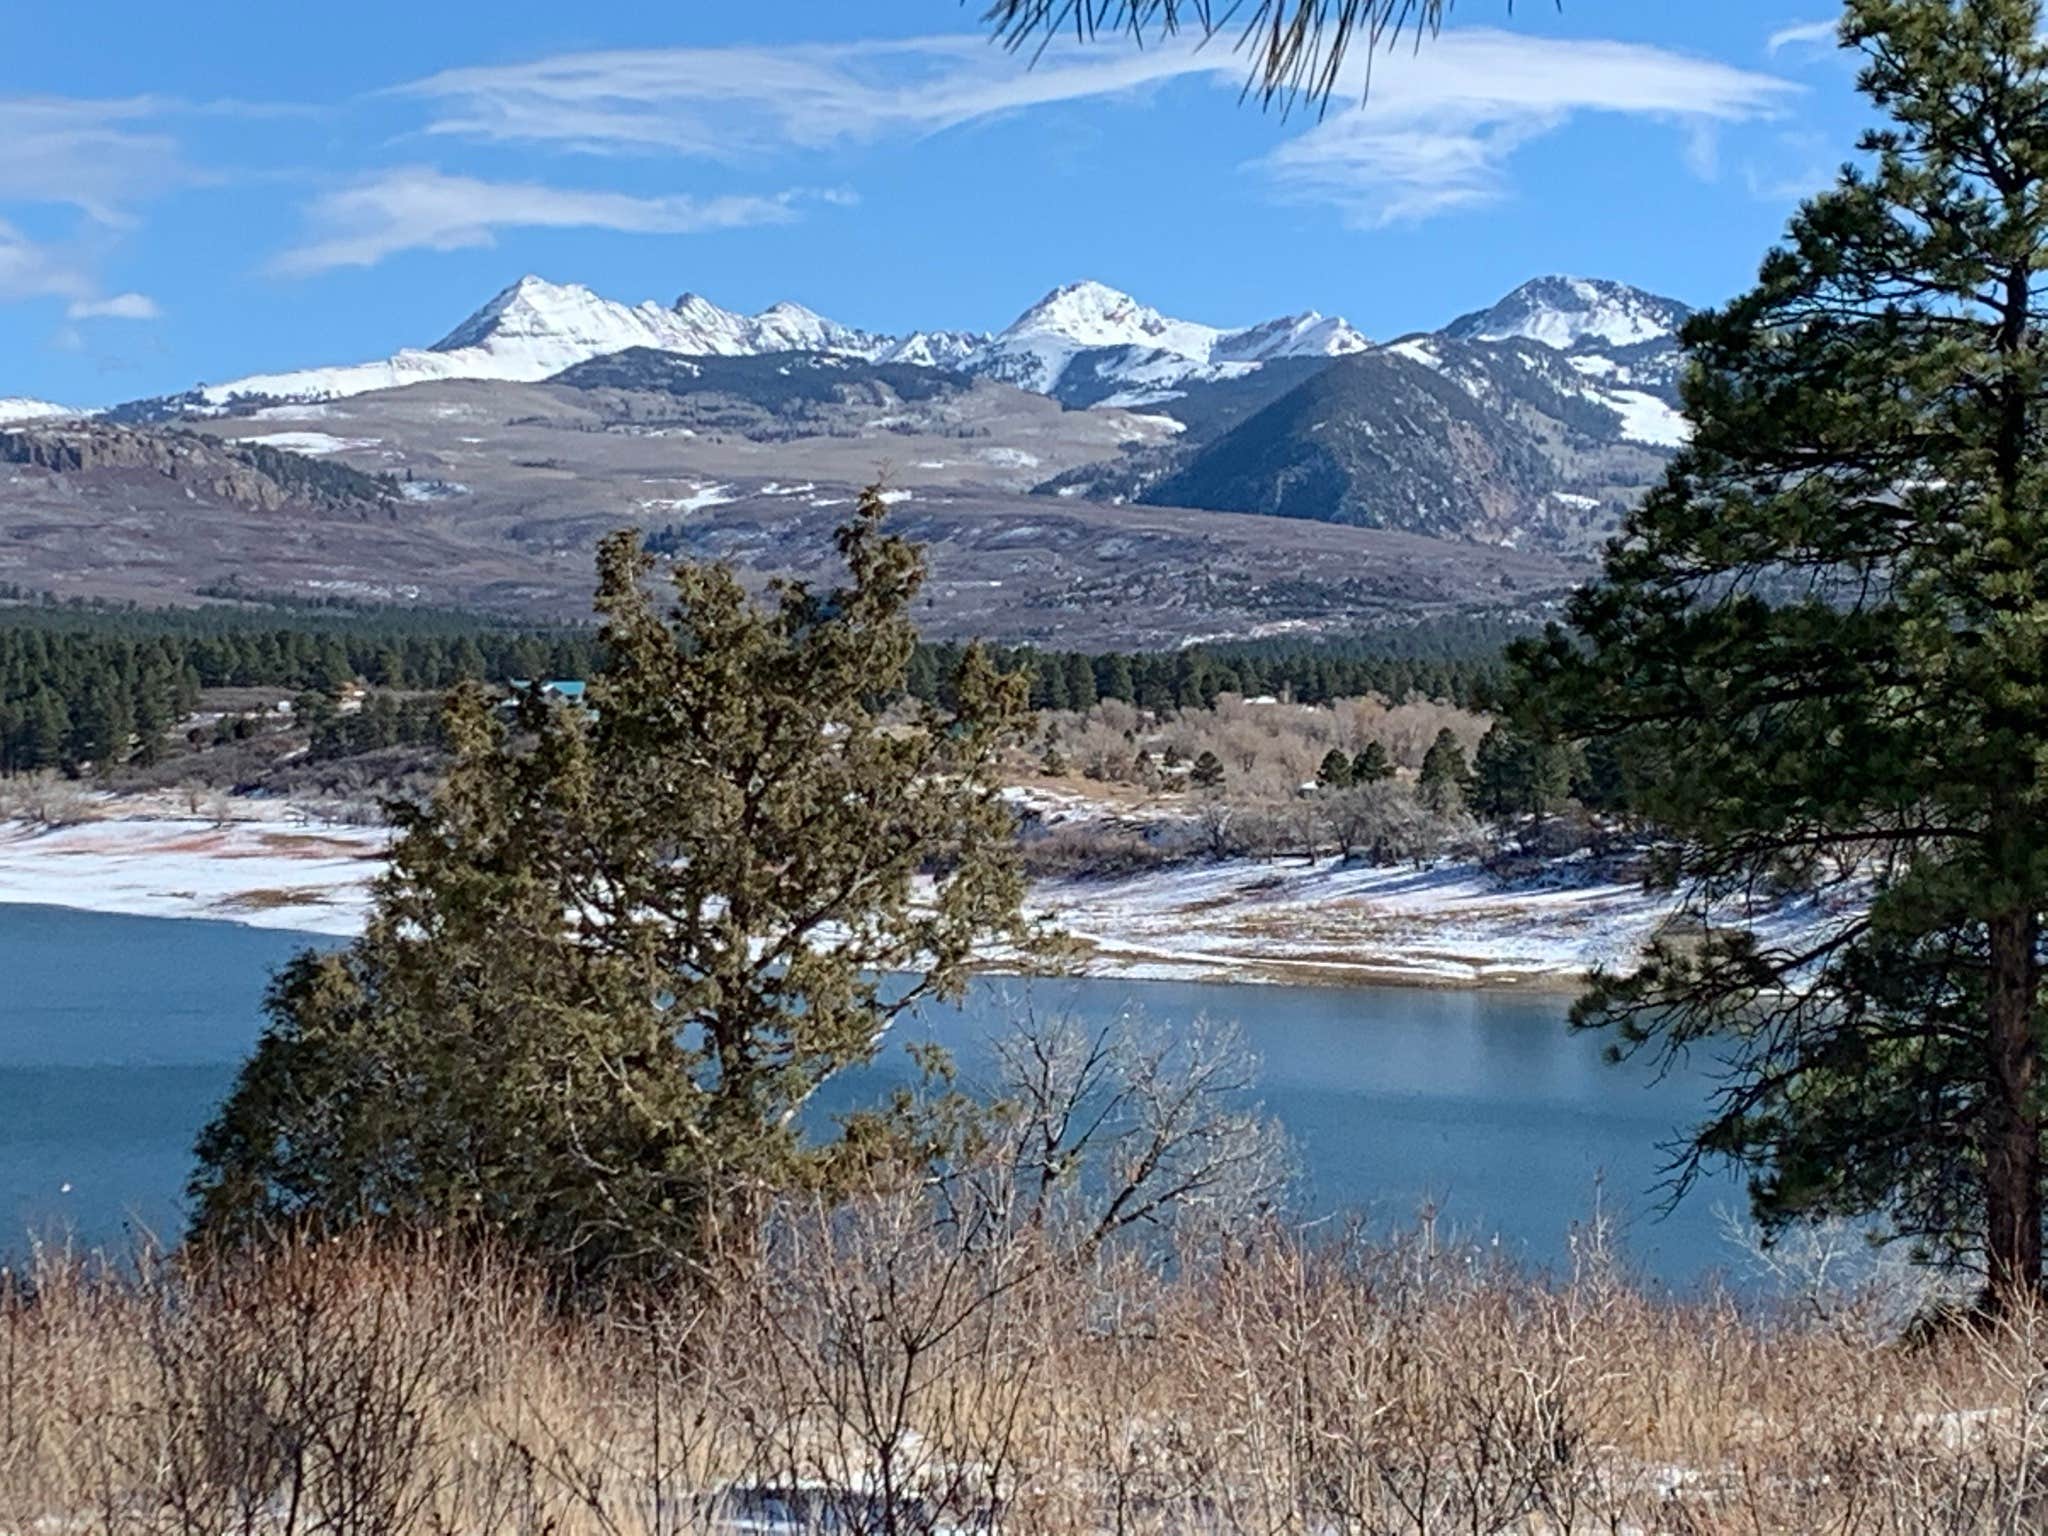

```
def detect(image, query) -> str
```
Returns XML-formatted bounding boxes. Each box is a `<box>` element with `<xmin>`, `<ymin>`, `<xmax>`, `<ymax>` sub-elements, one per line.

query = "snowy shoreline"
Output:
<box><xmin>0</xmin><ymin>809</ymin><xmax>1674</xmax><ymax>989</ymax></box>
<box><xmin>0</xmin><ymin>813</ymin><xmax>385</xmax><ymax>938</ymax></box>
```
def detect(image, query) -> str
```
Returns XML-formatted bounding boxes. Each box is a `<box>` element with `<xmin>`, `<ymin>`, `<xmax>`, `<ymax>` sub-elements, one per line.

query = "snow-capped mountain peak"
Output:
<box><xmin>1443</xmin><ymin>275</ymin><xmax>1690</xmax><ymax>352</ymax></box>
<box><xmin>973</xmin><ymin>280</ymin><xmax>1369</xmax><ymax>397</ymax></box>
<box><xmin>880</xmin><ymin>330</ymin><xmax>988</xmax><ymax>371</ymax></box>
<box><xmin>430</xmin><ymin>275</ymin><xmax>612</xmax><ymax>352</ymax></box>
<box><xmin>747</xmin><ymin>299</ymin><xmax>892</xmax><ymax>357</ymax></box>
<box><xmin>1214</xmin><ymin>310</ymin><xmax>1370</xmax><ymax>365</ymax></box>
<box><xmin>1002</xmin><ymin>280</ymin><xmax>1221</xmax><ymax>355</ymax></box>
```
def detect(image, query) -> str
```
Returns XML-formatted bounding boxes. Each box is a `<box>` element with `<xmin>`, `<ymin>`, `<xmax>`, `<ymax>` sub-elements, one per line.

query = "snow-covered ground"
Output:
<box><xmin>1033</xmin><ymin>856</ymin><xmax>1673</xmax><ymax>988</ymax></box>
<box><xmin>0</xmin><ymin>802</ymin><xmax>1685</xmax><ymax>987</ymax></box>
<box><xmin>0</xmin><ymin>813</ymin><xmax>383</xmax><ymax>936</ymax></box>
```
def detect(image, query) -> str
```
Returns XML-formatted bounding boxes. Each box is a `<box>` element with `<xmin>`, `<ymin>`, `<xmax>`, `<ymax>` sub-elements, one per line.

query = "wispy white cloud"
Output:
<box><xmin>0</xmin><ymin>219</ymin><xmax>92</xmax><ymax>304</ymax></box>
<box><xmin>1259</xmin><ymin>31</ymin><xmax>1796</xmax><ymax>226</ymax></box>
<box><xmin>0</xmin><ymin>95</ymin><xmax>189</xmax><ymax>318</ymax></box>
<box><xmin>66</xmin><ymin>291</ymin><xmax>160</xmax><ymax>320</ymax></box>
<box><xmin>394</xmin><ymin>29</ymin><xmax>1794</xmax><ymax>231</ymax></box>
<box><xmin>1767</xmin><ymin>20</ymin><xmax>1842</xmax><ymax>57</ymax></box>
<box><xmin>271</xmin><ymin>167</ymin><xmax>810</xmax><ymax>274</ymax></box>
<box><xmin>396</xmin><ymin>35</ymin><xmax>1215</xmax><ymax>159</ymax></box>
<box><xmin>0</xmin><ymin>96</ymin><xmax>183</xmax><ymax>226</ymax></box>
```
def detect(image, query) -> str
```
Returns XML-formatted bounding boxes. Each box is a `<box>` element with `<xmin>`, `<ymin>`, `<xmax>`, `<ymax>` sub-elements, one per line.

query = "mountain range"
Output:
<box><xmin>88</xmin><ymin>274</ymin><xmax>1377</xmax><ymax>421</ymax></box>
<box><xmin>0</xmin><ymin>271</ymin><xmax>1700</xmax><ymax>645</ymax></box>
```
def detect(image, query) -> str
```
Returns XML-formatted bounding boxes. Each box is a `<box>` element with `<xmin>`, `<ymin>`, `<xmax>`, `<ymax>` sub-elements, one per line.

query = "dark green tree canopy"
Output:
<box><xmin>1517</xmin><ymin>0</ymin><xmax>2048</xmax><ymax>1309</ymax></box>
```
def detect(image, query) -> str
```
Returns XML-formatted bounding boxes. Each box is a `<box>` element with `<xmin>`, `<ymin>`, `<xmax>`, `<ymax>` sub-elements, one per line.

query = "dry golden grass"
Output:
<box><xmin>3</xmin><ymin>1211</ymin><xmax>2045</xmax><ymax>1535</ymax></box>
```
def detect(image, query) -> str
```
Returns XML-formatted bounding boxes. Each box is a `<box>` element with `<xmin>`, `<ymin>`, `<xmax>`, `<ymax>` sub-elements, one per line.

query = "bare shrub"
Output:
<box><xmin>0</xmin><ymin>772</ymin><xmax>97</xmax><ymax>827</ymax></box>
<box><xmin>6</xmin><ymin>1169</ymin><xmax>2048</xmax><ymax>1533</ymax></box>
<box><xmin>1030</xmin><ymin>696</ymin><xmax>1492</xmax><ymax>803</ymax></box>
<box><xmin>1019</xmin><ymin>822</ymin><xmax>1187</xmax><ymax>880</ymax></box>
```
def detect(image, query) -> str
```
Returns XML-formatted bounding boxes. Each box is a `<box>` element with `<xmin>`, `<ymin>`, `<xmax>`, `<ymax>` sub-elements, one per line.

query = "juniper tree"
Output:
<box><xmin>190</xmin><ymin>491</ymin><xmax>1035</xmax><ymax>1291</ymax></box>
<box><xmin>1517</xmin><ymin>0</ymin><xmax>2048</xmax><ymax>1311</ymax></box>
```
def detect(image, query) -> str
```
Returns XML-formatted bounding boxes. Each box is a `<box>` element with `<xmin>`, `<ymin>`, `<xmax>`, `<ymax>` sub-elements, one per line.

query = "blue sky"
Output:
<box><xmin>3</xmin><ymin>1</ymin><xmax>1865</xmax><ymax>406</ymax></box>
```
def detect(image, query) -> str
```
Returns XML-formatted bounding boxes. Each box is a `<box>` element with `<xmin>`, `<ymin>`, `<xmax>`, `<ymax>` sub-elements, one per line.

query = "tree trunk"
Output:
<box><xmin>1983</xmin><ymin>907</ymin><xmax>2041</xmax><ymax>1314</ymax></box>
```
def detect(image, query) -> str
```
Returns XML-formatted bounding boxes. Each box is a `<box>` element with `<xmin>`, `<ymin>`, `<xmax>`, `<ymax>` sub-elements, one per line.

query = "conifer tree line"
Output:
<box><xmin>913</xmin><ymin>641</ymin><xmax>1497</xmax><ymax>716</ymax></box>
<box><xmin>0</xmin><ymin>595</ymin><xmax>1505</xmax><ymax>775</ymax></box>
<box><xmin>0</xmin><ymin>622</ymin><xmax>604</xmax><ymax>774</ymax></box>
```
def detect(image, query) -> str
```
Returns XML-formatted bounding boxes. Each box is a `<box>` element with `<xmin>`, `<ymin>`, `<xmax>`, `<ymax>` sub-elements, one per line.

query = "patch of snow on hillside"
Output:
<box><xmin>233</xmin><ymin>431</ymin><xmax>380</xmax><ymax>455</ymax></box>
<box><xmin>250</xmin><ymin>402</ymin><xmax>339</xmax><ymax>421</ymax></box>
<box><xmin>1607</xmin><ymin>391</ymin><xmax>1690</xmax><ymax>447</ymax></box>
<box><xmin>1121</xmin><ymin>413</ymin><xmax>1187</xmax><ymax>437</ymax></box>
<box><xmin>979</xmin><ymin>447</ymin><xmax>1041</xmax><ymax>469</ymax></box>
<box><xmin>400</xmin><ymin>479</ymin><xmax>469</xmax><ymax>502</ymax></box>
<box><xmin>641</xmin><ymin>482</ymin><xmax>735</xmax><ymax>514</ymax></box>
<box><xmin>1096</xmin><ymin>388</ymin><xmax>1185</xmax><ymax>409</ymax></box>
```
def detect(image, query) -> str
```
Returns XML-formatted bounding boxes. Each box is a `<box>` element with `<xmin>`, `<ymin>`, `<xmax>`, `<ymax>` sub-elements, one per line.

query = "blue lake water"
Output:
<box><xmin>0</xmin><ymin>902</ymin><xmax>1747</xmax><ymax>1283</ymax></box>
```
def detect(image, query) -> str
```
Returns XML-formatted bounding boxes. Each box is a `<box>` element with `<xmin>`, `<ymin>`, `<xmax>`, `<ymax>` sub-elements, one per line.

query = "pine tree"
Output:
<box><xmin>1316</xmin><ymin>747</ymin><xmax>1352</xmax><ymax>790</ymax></box>
<box><xmin>1417</xmin><ymin>728</ymin><xmax>1469</xmax><ymax>816</ymax></box>
<box><xmin>19</xmin><ymin>689</ymin><xmax>65</xmax><ymax>771</ymax></box>
<box><xmin>1471</xmin><ymin>723</ymin><xmax>1576</xmax><ymax>824</ymax></box>
<box><xmin>1517</xmin><ymin>0</ymin><xmax>2048</xmax><ymax>1311</ymax></box>
<box><xmin>1037</xmin><ymin>659</ymin><xmax>1071</xmax><ymax>712</ymax></box>
<box><xmin>1353</xmin><ymin>739</ymin><xmax>1394</xmax><ymax>784</ymax></box>
<box><xmin>1065</xmin><ymin>652</ymin><xmax>1099</xmax><ymax>712</ymax></box>
<box><xmin>1097</xmin><ymin>654</ymin><xmax>1135</xmax><ymax>703</ymax></box>
<box><xmin>190</xmin><ymin>492</ymin><xmax>1035</xmax><ymax>1290</ymax></box>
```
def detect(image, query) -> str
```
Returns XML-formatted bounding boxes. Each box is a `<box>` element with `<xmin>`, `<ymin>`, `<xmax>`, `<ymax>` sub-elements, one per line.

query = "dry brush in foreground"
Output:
<box><xmin>4</xmin><ymin>1210</ymin><xmax>2048</xmax><ymax>1535</ymax></box>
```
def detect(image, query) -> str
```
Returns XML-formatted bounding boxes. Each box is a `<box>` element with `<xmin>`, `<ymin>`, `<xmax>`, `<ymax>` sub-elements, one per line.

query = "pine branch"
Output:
<box><xmin>974</xmin><ymin>0</ymin><xmax>1534</xmax><ymax>110</ymax></box>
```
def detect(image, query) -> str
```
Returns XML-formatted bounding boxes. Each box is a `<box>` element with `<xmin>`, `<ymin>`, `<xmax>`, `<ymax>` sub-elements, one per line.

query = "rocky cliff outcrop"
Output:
<box><xmin>0</xmin><ymin>425</ymin><xmax>397</xmax><ymax>516</ymax></box>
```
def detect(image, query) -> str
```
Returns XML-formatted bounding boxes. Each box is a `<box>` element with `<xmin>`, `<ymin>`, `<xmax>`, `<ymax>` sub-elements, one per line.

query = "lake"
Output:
<box><xmin>0</xmin><ymin>902</ymin><xmax>1747</xmax><ymax>1283</ymax></box>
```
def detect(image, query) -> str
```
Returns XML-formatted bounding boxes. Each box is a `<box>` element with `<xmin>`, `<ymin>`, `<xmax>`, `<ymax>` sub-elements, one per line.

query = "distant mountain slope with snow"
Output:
<box><xmin>0</xmin><ymin>398</ymin><xmax>82</xmax><ymax>425</ymax></box>
<box><xmin>1043</xmin><ymin>275</ymin><xmax>1695</xmax><ymax>555</ymax></box>
<box><xmin>73</xmin><ymin>269</ymin><xmax>1697</xmax><ymax>557</ymax></box>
